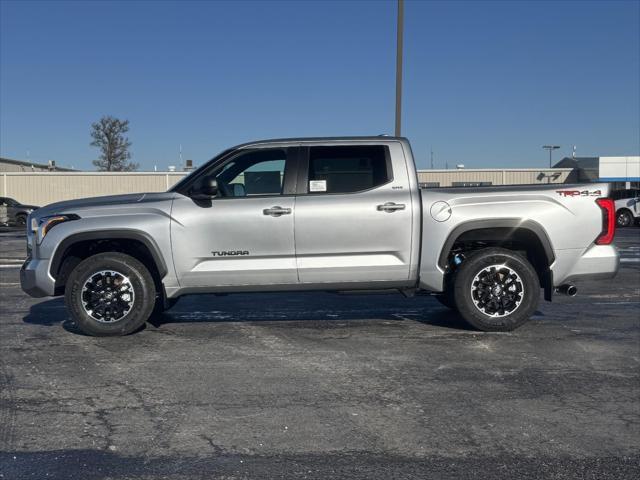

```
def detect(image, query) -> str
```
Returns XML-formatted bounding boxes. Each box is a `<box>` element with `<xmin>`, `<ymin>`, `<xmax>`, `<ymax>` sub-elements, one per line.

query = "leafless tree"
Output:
<box><xmin>90</xmin><ymin>116</ymin><xmax>138</xmax><ymax>171</ymax></box>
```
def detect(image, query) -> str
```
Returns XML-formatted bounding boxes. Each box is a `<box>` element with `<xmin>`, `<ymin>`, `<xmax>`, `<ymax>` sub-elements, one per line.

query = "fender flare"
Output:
<box><xmin>49</xmin><ymin>229</ymin><xmax>168</xmax><ymax>279</ymax></box>
<box><xmin>437</xmin><ymin>218</ymin><xmax>555</xmax><ymax>270</ymax></box>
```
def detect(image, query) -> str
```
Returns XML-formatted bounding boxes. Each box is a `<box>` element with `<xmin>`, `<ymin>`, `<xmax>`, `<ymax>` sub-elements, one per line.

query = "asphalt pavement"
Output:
<box><xmin>1</xmin><ymin>227</ymin><xmax>639</xmax><ymax>479</ymax></box>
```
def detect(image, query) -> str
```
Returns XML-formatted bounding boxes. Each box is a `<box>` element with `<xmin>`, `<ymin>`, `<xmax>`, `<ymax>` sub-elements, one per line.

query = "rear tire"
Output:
<box><xmin>453</xmin><ymin>248</ymin><xmax>540</xmax><ymax>332</ymax></box>
<box><xmin>65</xmin><ymin>252</ymin><xmax>156</xmax><ymax>336</ymax></box>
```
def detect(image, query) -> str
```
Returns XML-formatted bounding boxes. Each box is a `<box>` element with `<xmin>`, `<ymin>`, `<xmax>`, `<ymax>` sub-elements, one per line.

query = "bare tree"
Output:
<box><xmin>90</xmin><ymin>116</ymin><xmax>138</xmax><ymax>171</ymax></box>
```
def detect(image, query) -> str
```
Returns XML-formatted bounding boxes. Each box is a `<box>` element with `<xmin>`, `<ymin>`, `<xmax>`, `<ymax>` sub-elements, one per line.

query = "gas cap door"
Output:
<box><xmin>430</xmin><ymin>201</ymin><xmax>452</xmax><ymax>222</ymax></box>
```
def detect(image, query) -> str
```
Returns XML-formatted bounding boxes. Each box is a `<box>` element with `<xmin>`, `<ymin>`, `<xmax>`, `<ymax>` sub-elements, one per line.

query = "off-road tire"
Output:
<box><xmin>65</xmin><ymin>252</ymin><xmax>156</xmax><ymax>336</ymax></box>
<box><xmin>453</xmin><ymin>247</ymin><xmax>540</xmax><ymax>332</ymax></box>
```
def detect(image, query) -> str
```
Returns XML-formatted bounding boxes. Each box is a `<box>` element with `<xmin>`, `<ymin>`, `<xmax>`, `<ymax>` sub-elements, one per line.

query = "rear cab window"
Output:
<box><xmin>306</xmin><ymin>145</ymin><xmax>392</xmax><ymax>194</ymax></box>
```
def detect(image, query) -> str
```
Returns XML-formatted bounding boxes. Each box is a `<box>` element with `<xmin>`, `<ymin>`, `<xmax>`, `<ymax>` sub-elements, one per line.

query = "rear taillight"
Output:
<box><xmin>595</xmin><ymin>198</ymin><xmax>615</xmax><ymax>245</ymax></box>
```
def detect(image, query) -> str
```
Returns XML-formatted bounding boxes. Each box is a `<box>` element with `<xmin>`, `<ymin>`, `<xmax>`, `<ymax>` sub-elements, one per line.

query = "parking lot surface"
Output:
<box><xmin>1</xmin><ymin>227</ymin><xmax>639</xmax><ymax>479</ymax></box>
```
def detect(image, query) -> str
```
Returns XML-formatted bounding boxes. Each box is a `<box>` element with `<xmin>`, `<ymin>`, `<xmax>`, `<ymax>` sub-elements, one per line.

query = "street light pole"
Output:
<box><xmin>395</xmin><ymin>0</ymin><xmax>404</xmax><ymax>137</ymax></box>
<box><xmin>542</xmin><ymin>145</ymin><xmax>561</xmax><ymax>168</ymax></box>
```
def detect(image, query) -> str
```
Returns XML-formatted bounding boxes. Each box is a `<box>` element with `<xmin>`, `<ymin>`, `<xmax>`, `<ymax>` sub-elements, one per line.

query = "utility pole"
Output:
<box><xmin>542</xmin><ymin>145</ymin><xmax>560</xmax><ymax>168</ymax></box>
<box><xmin>430</xmin><ymin>149</ymin><xmax>434</xmax><ymax>169</ymax></box>
<box><xmin>395</xmin><ymin>0</ymin><xmax>404</xmax><ymax>137</ymax></box>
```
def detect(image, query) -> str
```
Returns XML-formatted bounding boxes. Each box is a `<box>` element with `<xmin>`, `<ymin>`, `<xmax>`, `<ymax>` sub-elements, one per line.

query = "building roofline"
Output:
<box><xmin>0</xmin><ymin>157</ymin><xmax>76</xmax><ymax>171</ymax></box>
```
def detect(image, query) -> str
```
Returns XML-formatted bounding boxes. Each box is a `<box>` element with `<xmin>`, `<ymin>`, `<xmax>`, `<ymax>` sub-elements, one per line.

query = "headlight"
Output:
<box><xmin>34</xmin><ymin>214</ymin><xmax>79</xmax><ymax>243</ymax></box>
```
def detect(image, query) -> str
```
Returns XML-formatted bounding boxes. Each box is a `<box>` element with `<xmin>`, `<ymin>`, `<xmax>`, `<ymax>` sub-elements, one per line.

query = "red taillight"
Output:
<box><xmin>595</xmin><ymin>198</ymin><xmax>615</xmax><ymax>245</ymax></box>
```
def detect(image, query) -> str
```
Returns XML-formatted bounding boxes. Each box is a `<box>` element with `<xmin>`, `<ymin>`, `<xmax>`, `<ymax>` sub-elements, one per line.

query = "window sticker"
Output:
<box><xmin>309</xmin><ymin>180</ymin><xmax>327</xmax><ymax>192</ymax></box>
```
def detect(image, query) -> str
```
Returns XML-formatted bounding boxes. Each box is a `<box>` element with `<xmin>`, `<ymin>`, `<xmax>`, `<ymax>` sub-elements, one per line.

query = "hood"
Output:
<box><xmin>34</xmin><ymin>192</ymin><xmax>176</xmax><ymax>217</ymax></box>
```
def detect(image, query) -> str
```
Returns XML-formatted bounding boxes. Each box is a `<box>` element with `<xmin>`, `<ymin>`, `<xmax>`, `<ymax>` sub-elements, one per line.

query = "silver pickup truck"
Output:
<box><xmin>21</xmin><ymin>137</ymin><xmax>619</xmax><ymax>336</ymax></box>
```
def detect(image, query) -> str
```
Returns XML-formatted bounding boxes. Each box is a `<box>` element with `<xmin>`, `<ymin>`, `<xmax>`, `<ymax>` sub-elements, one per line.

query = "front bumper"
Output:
<box><xmin>20</xmin><ymin>258</ymin><xmax>56</xmax><ymax>297</ymax></box>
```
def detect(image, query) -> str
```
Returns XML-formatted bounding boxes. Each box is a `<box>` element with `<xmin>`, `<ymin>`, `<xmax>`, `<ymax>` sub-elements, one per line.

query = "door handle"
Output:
<box><xmin>377</xmin><ymin>202</ymin><xmax>406</xmax><ymax>213</ymax></box>
<box><xmin>263</xmin><ymin>206</ymin><xmax>292</xmax><ymax>217</ymax></box>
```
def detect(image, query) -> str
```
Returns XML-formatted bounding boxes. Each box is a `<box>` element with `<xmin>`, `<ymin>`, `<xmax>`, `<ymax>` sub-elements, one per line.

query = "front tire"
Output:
<box><xmin>65</xmin><ymin>252</ymin><xmax>156</xmax><ymax>336</ymax></box>
<box><xmin>616</xmin><ymin>209</ymin><xmax>633</xmax><ymax>228</ymax></box>
<box><xmin>453</xmin><ymin>248</ymin><xmax>540</xmax><ymax>332</ymax></box>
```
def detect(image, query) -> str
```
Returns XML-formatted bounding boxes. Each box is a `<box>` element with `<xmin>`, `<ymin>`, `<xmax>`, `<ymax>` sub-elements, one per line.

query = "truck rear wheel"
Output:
<box><xmin>65</xmin><ymin>252</ymin><xmax>156</xmax><ymax>336</ymax></box>
<box><xmin>452</xmin><ymin>248</ymin><xmax>540</xmax><ymax>332</ymax></box>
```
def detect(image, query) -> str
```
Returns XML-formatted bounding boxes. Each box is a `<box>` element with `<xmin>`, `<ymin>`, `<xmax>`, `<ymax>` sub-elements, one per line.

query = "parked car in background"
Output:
<box><xmin>0</xmin><ymin>197</ymin><xmax>39</xmax><ymax>226</ymax></box>
<box><xmin>612</xmin><ymin>189</ymin><xmax>640</xmax><ymax>227</ymax></box>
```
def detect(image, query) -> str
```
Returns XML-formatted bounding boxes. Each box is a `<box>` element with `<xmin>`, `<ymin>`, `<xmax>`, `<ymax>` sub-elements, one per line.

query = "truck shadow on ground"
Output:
<box><xmin>22</xmin><ymin>293</ymin><xmax>478</xmax><ymax>333</ymax></box>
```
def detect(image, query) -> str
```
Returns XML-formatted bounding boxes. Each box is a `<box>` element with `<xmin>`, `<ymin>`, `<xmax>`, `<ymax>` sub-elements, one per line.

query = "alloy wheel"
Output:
<box><xmin>81</xmin><ymin>270</ymin><xmax>135</xmax><ymax>323</ymax></box>
<box><xmin>470</xmin><ymin>264</ymin><xmax>524</xmax><ymax>317</ymax></box>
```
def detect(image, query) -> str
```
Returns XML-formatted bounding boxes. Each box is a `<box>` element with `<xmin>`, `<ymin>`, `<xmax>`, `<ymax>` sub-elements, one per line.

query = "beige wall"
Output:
<box><xmin>417</xmin><ymin>168</ymin><xmax>576</xmax><ymax>187</ymax></box>
<box><xmin>0</xmin><ymin>172</ymin><xmax>188</xmax><ymax>206</ymax></box>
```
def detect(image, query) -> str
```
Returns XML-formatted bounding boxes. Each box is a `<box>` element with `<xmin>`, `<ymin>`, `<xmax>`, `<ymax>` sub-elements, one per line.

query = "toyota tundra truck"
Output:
<box><xmin>21</xmin><ymin>137</ymin><xmax>619</xmax><ymax>336</ymax></box>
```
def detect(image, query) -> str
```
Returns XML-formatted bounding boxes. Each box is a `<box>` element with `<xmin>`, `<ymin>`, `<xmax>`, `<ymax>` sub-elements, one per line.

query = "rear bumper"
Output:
<box><xmin>20</xmin><ymin>258</ymin><xmax>55</xmax><ymax>297</ymax></box>
<box><xmin>552</xmin><ymin>244</ymin><xmax>619</xmax><ymax>286</ymax></box>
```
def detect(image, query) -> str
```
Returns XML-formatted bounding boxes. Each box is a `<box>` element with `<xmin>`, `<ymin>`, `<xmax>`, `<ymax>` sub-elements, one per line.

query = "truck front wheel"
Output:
<box><xmin>65</xmin><ymin>252</ymin><xmax>156</xmax><ymax>336</ymax></box>
<box><xmin>452</xmin><ymin>248</ymin><xmax>540</xmax><ymax>332</ymax></box>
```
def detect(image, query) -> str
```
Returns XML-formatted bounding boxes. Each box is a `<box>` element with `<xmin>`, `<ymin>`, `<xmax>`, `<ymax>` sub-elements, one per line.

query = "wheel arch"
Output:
<box><xmin>438</xmin><ymin>219</ymin><xmax>555</xmax><ymax>299</ymax></box>
<box><xmin>50</xmin><ymin>230</ymin><xmax>168</xmax><ymax>294</ymax></box>
<box><xmin>438</xmin><ymin>219</ymin><xmax>555</xmax><ymax>268</ymax></box>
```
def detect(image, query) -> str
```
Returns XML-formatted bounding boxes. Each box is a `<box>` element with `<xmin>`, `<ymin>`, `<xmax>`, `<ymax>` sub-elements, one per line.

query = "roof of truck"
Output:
<box><xmin>234</xmin><ymin>136</ymin><xmax>409</xmax><ymax>148</ymax></box>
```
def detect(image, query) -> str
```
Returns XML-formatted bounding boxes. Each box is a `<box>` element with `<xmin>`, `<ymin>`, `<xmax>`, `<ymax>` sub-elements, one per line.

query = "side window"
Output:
<box><xmin>307</xmin><ymin>145</ymin><xmax>391</xmax><ymax>194</ymax></box>
<box><xmin>215</xmin><ymin>149</ymin><xmax>286</xmax><ymax>197</ymax></box>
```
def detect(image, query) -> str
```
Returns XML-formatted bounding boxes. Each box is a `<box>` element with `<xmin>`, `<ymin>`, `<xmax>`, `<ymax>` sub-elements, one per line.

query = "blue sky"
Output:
<box><xmin>1</xmin><ymin>0</ymin><xmax>638</xmax><ymax>171</ymax></box>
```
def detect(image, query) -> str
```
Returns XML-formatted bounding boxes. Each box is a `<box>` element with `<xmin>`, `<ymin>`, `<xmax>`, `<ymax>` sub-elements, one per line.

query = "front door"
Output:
<box><xmin>170</xmin><ymin>147</ymin><xmax>298</xmax><ymax>288</ymax></box>
<box><xmin>294</xmin><ymin>143</ymin><xmax>414</xmax><ymax>284</ymax></box>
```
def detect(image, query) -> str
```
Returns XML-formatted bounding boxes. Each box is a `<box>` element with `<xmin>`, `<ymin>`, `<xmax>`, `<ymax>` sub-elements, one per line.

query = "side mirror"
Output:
<box><xmin>191</xmin><ymin>177</ymin><xmax>218</xmax><ymax>200</ymax></box>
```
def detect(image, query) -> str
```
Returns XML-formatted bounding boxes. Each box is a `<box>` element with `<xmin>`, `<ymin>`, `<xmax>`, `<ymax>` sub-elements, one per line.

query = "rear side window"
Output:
<box><xmin>307</xmin><ymin>145</ymin><xmax>391</xmax><ymax>194</ymax></box>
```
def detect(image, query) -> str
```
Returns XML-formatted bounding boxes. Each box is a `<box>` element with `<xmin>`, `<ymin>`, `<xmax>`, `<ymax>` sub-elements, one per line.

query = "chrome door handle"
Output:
<box><xmin>263</xmin><ymin>206</ymin><xmax>292</xmax><ymax>217</ymax></box>
<box><xmin>377</xmin><ymin>202</ymin><xmax>406</xmax><ymax>213</ymax></box>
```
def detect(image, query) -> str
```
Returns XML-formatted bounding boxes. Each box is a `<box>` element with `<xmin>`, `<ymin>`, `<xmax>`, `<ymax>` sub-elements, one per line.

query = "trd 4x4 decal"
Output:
<box><xmin>556</xmin><ymin>189</ymin><xmax>602</xmax><ymax>198</ymax></box>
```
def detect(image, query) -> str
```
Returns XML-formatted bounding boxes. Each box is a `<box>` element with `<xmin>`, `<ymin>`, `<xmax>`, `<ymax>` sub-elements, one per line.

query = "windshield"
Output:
<box><xmin>169</xmin><ymin>148</ymin><xmax>234</xmax><ymax>193</ymax></box>
<box><xmin>3</xmin><ymin>198</ymin><xmax>18</xmax><ymax>206</ymax></box>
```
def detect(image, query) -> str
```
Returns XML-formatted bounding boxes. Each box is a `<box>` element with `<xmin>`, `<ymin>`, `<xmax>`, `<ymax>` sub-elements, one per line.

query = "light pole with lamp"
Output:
<box><xmin>542</xmin><ymin>145</ymin><xmax>561</xmax><ymax>168</ymax></box>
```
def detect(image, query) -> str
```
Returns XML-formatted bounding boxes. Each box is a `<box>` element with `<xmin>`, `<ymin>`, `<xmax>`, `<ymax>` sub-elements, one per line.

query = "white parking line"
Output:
<box><xmin>620</xmin><ymin>258</ymin><xmax>640</xmax><ymax>263</ymax></box>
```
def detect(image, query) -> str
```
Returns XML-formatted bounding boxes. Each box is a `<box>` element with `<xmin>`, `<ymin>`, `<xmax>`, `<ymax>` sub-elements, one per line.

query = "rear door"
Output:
<box><xmin>293</xmin><ymin>142</ymin><xmax>414</xmax><ymax>284</ymax></box>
